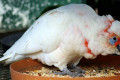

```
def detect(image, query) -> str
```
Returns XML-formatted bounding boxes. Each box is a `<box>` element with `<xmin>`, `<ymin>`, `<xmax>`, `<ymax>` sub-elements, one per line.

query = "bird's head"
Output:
<box><xmin>99</xmin><ymin>20</ymin><xmax>120</xmax><ymax>56</ymax></box>
<box><xmin>107</xmin><ymin>21</ymin><xmax>120</xmax><ymax>55</ymax></box>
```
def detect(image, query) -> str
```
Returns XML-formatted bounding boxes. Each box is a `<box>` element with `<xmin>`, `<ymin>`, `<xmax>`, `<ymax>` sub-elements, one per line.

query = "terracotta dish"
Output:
<box><xmin>10</xmin><ymin>55</ymin><xmax>120</xmax><ymax>80</ymax></box>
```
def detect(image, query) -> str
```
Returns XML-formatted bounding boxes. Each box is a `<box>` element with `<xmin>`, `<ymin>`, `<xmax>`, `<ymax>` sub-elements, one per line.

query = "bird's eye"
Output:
<box><xmin>109</xmin><ymin>36</ymin><xmax>118</xmax><ymax>45</ymax></box>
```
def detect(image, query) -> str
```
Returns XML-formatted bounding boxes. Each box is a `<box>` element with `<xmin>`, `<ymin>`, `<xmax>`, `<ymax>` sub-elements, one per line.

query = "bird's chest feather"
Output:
<box><xmin>59</xmin><ymin>26</ymin><xmax>87</xmax><ymax>56</ymax></box>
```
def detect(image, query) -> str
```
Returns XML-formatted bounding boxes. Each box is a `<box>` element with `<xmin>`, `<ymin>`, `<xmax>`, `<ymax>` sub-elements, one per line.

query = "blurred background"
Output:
<box><xmin>0</xmin><ymin>0</ymin><xmax>120</xmax><ymax>80</ymax></box>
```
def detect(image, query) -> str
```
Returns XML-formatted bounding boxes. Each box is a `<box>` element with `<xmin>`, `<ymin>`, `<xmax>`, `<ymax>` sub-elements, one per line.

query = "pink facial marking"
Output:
<box><xmin>104</xmin><ymin>20</ymin><xmax>114</xmax><ymax>33</ymax></box>
<box><xmin>84</xmin><ymin>39</ymin><xmax>96</xmax><ymax>56</ymax></box>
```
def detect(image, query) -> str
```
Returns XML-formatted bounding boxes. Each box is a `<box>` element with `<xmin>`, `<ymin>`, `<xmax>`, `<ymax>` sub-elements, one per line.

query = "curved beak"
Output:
<box><xmin>117</xmin><ymin>44</ymin><xmax>120</xmax><ymax>52</ymax></box>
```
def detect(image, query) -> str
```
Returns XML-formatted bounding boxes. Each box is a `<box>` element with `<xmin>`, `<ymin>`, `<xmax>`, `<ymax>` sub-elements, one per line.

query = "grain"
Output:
<box><xmin>23</xmin><ymin>65</ymin><xmax>120</xmax><ymax>78</ymax></box>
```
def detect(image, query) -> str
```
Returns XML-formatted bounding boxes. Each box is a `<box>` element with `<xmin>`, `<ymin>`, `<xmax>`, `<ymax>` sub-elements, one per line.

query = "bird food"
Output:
<box><xmin>23</xmin><ymin>65</ymin><xmax>120</xmax><ymax>78</ymax></box>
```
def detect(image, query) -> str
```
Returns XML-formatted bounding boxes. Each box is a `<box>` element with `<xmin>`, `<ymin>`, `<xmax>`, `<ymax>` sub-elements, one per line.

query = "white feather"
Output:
<box><xmin>0</xmin><ymin>4</ymin><xmax>120</xmax><ymax>70</ymax></box>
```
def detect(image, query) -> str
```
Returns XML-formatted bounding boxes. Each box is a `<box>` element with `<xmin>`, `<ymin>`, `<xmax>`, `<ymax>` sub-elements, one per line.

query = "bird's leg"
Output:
<box><xmin>68</xmin><ymin>64</ymin><xmax>85</xmax><ymax>74</ymax></box>
<box><xmin>53</xmin><ymin>67</ymin><xmax>83</xmax><ymax>77</ymax></box>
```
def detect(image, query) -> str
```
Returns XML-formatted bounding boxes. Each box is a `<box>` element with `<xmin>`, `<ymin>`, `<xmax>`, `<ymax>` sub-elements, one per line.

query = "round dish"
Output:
<box><xmin>10</xmin><ymin>55</ymin><xmax>120</xmax><ymax>80</ymax></box>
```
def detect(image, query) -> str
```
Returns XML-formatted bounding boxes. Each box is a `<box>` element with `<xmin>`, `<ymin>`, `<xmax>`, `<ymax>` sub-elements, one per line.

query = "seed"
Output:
<box><xmin>23</xmin><ymin>66</ymin><xmax>120</xmax><ymax>77</ymax></box>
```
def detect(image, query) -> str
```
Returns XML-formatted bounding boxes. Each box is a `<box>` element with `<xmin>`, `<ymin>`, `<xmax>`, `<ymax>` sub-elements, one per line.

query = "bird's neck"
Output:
<box><xmin>83</xmin><ymin>17</ymin><xmax>114</xmax><ymax>59</ymax></box>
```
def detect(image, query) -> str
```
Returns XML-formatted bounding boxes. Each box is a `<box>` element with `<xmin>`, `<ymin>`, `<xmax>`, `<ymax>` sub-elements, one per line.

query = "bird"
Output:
<box><xmin>0</xmin><ymin>4</ymin><xmax>120</xmax><ymax>77</ymax></box>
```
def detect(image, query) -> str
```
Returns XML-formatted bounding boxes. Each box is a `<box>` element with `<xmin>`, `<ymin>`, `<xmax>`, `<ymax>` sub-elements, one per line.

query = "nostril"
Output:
<box><xmin>117</xmin><ymin>44</ymin><xmax>120</xmax><ymax>52</ymax></box>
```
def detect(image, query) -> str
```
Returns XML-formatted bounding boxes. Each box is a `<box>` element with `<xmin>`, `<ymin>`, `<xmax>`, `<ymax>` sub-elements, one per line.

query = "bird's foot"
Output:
<box><xmin>52</xmin><ymin>68</ymin><xmax>84</xmax><ymax>77</ymax></box>
<box><xmin>68</xmin><ymin>65</ymin><xmax>85</xmax><ymax>74</ymax></box>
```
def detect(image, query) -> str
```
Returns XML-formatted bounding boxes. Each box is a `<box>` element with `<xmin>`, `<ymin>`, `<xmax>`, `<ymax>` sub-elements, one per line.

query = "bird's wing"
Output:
<box><xmin>4</xmin><ymin>4</ymin><xmax>97</xmax><ymax>55</ymax></box>
<box><xmin>4</xmin><ymin>9</ymin><xmax>68</xmax><ymax>55</ymax></box>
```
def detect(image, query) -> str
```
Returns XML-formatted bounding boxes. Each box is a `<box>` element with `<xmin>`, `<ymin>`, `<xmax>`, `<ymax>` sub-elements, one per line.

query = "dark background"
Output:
<box><xmin>87</xmin><ymin>0</ymin><xmax>120</xmax><ymax>20</ymax></box>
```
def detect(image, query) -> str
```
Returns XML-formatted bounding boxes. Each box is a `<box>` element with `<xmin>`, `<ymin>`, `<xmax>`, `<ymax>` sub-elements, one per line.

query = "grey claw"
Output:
<box><xmin>52</xmin><ymin>70</ymin><xmax>66</xmax><ymax>75</ymax></box>
<box><xmin>52</xmin><ymin>69</ymin><xmax>84</xmax><ymax>77</ymax></box>
<box><xmin>81</xmin><ymin>70</ymin><xmax>85</xmax><ymax>74</ymax></box>
<box><xmin>68</xmin><ymin>65</ymin><xmax>85</xmax><ymax>74</ymax></box>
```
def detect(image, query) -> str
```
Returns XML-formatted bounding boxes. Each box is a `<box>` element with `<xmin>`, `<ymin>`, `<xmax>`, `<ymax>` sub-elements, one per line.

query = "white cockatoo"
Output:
<box><xmin>1</xmin><ymin>4</ymin><xmax>120</xmax><ymax>77</ymax></box>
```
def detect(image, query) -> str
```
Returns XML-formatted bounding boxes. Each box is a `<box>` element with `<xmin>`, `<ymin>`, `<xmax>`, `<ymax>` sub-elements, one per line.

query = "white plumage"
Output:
<box><xmin>1</xmin><ymin>4</ymin><xmax>120</xmax><ymax>76</ymax></box>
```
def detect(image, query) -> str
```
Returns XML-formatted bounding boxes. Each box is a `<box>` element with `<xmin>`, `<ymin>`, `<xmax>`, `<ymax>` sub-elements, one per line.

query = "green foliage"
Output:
<box><xmin>0</xmin><ymin>0</ymin><xmax>86</xmax><ymax>33</ymax></box>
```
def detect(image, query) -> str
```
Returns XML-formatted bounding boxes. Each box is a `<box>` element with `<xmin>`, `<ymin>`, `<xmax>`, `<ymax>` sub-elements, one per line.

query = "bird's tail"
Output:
<box><xmin>0</xmin><ymin>48</ymin><xmax>25</xmax><ymax>65</ymax></box>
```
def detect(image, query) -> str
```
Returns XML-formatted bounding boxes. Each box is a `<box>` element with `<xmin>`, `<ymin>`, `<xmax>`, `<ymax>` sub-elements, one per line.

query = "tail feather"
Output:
<box><xmin>0</xmin><ymin>54</ymin><xmax>12</xmax><ymax>61</ymax></box>
<box><xmin>0</xmin><ymin>47</ymin><xmax>15</xmax><ymax>61</ymax></box>
<box><xmin>0</xmin><ymin>51</ymin><xmax>26</xmax><ymax>64</ymax></box>
<box><xmin>3</xmin><ymin>47</ymin><xmax>15</xmax><ymax>56</ymax></box>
